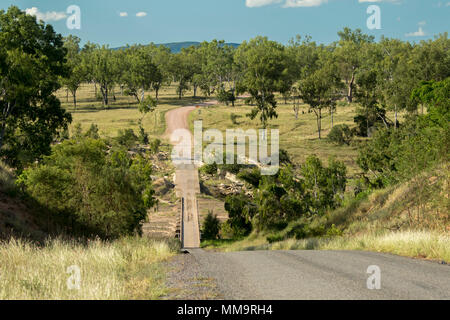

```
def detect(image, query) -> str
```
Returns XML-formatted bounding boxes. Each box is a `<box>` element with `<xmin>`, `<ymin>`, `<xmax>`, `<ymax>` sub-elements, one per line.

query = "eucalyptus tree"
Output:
<box><xmin>0</xmin><ymin>6</ymin><xmax>72</xmax><ymax>169</ymax></box>
<box><xmin>122</xmin><ymin>46</ymin><xmax>159</xmax><ymax>103</ymax></box>
<box><xmin>412</xmin><ymin>33</ymin><xmax>450</xmax><ymax>83</ymax></box>
<box><xmin>335</xmin><ymin>28</ymin><xmax>375</xmax><ymax>103</ymax></box>
<box><xmin>90</xmin><ymin>45</ymin><xmax>121</xmax><ymax>107</ymax></box>
<box><xmin>376</xmin><ymin>38</ymin><xmax>417</xmax><ymax>127</ymax></box>
<box><xmin>298</xmin><ymin>51</ymin><xmax>343</xmax><ymax>139</ymax></box>
<box><xmin>169</xmin><ymin>49</ymin><xmax>195</xmax><ymax>99</ymax></box>
<box><xmin>235</xmin><ymin>36</ymin><xmax>288</xmax><ymax>128</ymax></box>
<box><xmin>147</xmin><ymin>44</ymin><xmax>172</xmax><ymax>100</ymax></box>
<box><xmin>62</xmin><ymin>35</ymin><xmax>85</xmax><ymax>110</ymax></box>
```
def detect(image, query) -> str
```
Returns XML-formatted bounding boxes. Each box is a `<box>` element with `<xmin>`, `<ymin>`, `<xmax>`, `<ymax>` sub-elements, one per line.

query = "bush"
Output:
<box><xmin>202</xmin><ymin>211</ymin><xmax>221</xmax><ymax>240</ymax></box>
<box><xmin>116</xmin><ymin>129</ymin><xmax>138</xmax><ymax>148</ymax></box>
<box><xmin>328</xmin><ymin>124</ymin><xmax>353</xmax><ymax>145</ymax></box>
<box><xmin>237</xmin><ymin>168</ymin><xmax>262</xmax><ymax>188</ymax></box>
<box><xmin>150</xmin><ymin>139</ymin><xmax>161</xmax><ymax>154</ymax></box>
<box><xmin>217</xmin><ymin>89</ymin><xmax>236</xmax><ymax>106</ymax></box>
<box><xmin>224</xmin><ymin>194</ymin><xmax>255</xmax><ymax>237</ymax></box>
<box><xmin>138</xmin><ymin>126</ymin><xmax>149</xmax><ymax>145</ymax></box>
<box><xmin>18</xmin><ymin>138</ymin><xmax>155</xmax><ymax>238</ymax></box>
<box><xmin>85</xmin><ymin>124</ymin><xmax>100</xmax><ymax>139</ymax></box>
<box><xmin>201</xmin><ymin>162</ymin><xmax>218</xmax><ymax>175</ymax></box>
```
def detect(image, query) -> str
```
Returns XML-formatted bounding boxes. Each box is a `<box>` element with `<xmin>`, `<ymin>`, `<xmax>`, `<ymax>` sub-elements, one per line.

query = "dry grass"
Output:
<box><xmin>0</xmin><ymin>237</ymin><xmax>178</xmax><ymax>300</ymax></box>
<box><xmin>206</xmin><ymin>230</ymin><xmax>450</xmax><ymax>263</ymax></box>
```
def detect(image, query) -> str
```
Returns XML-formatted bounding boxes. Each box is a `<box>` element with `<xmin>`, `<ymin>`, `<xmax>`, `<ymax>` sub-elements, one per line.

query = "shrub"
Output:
<box><xmin>138</xmin><ymin>126</ymin><xmax>149</xmax><ymax>145</ymax></box>
<box><xmin>237</xmin><ymin>168</ymin><xmax>262</xmax><ymax>188</ymax></box>
<box><xmin>202</xmin><ymin>211</ymin><xmax>221</xmax><ymax>240</ymax></box>
<box><xmin>328</xmin><ymin>124</ymin><xmax>353</xmax><ymax>145</ymax></box>
<box><xmin>201</xmin><ymin>162</ymin><xmax>218</xmax><ymax>175</ymax></box>
<box><xmin>85</xmin><ymin>124</ymin><xmax>100</xmax><ymax>139</ymax></box>
<box><xmin>116</xmin><ymin>129</ymin><xmax>138</xmax><ymax>148</ymax></box>
<box><xmin>224</xmin><ymin>194</ymin><xmax>255</xmax><ymax>237</ymax></box>
<box><xmin>217</xmin><ymin>89</ymin><xmax>236</xmax><ymax>106</ymax></box>
<box><xmin>18</xmin><ymin>138</ymin><xmax>155</xmax><ymax>238</ymax></box>
<box><xmin>150</xmin><ymin>139</ymin><xmax>161</xmax><ymax>154</ymax></box>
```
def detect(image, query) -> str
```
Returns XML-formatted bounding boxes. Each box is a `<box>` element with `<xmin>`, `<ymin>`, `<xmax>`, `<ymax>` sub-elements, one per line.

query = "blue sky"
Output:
<box><xmin>2</xmin><ymin>0</ymin><xmax>449</xmax><ymax>47</ymax></box>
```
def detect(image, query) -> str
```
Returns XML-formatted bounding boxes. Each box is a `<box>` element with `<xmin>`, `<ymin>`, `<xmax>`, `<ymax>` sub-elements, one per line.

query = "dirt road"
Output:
<box><xmin>165</xmin><ymin>106</ymin><xmax>201</xmax><ymax>249</ymax></box>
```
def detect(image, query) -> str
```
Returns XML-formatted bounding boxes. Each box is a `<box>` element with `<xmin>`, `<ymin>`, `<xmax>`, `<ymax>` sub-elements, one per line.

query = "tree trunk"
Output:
<box><xmin>73</xmin><ymin>92</ymin><xmax>77</xmax><ymax>110</ymax></box>
<box><xmin>394</xmin><ymin>106</ymin><xmax>398</xmax><ymax>129</ymax></box>
<box><xmin>316</xmin><ymin>109</ymin><xmax>322</xmax><ymax>139</ymax></box>
<box><xmin>193</xmin><ymin>85</ymin><xmax>197</xmax><ymax>98</ymax></box>
<box><xmin>155</xmin><ymin>88</ymin><xmax>159</xmax><ymax>101</ymax></box>
<box><xmin>347</xmin><ymin>72</ymin><xmax>355</xmax><ymax>103</ymax></box>
<box><xmin>330</xmin><ymin>107</ymin><xmax>334</xmax><ymax>129</ymax></box>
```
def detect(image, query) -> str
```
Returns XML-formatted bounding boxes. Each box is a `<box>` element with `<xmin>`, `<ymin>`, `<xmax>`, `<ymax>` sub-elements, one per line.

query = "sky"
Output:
<box><xmin>2</xmin><ymin>0</ymin><xmax>449</xmax><ymax>47</ymax></box>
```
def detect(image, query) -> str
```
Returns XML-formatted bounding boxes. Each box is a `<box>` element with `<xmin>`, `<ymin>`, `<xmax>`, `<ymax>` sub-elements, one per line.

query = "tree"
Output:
<box><xmin>169</xmin><ymin>49</ymin><xmax>195</xmax><ymax>99</ymax></box>
<box><xmin>90</xmin><ymin>45</ymin><xmax>120</xmax><ymax>107</ymax></box>
<box><xmin>301</xmin><ymin>155</ymin><xmax>347</xmax><ymax>215</ymax></box>
<box><xmin>0</xmin><ymin>6</ymin><xmax>72</xmax><ymax>169</ymax></box>
<box><xmin>20</xmin><ymin>138</ymin><xmax>155</xmax><ymax>238</ymax></box>
<box><xmin>148</xmin><ymin>44</ymin><xmax>172</xmax><ymax>100</ymax></box>
<box><xmin>137</xmin><ymin>96</ymin><xmax>157</xmax><ymax>145</ymax></box>
<box><xmin>122</xmin><ymin>46</ymin><xmax>160</xmax><ymax>103</ymax></box>
<box><xmin>299</xmin><ymin>52</ymin><xmax>343</xmax><ymax>139</ymax></box>
<box><xmin>335</xmin><ymin>28</ymin><xmax>375</xmax><ymax>103</ymax></box>
<box><xmin>235</xmin><ymin>37</ymin><xmax>288</xmax><ymax>128</ymax></box>
<box><xmin>62</xmin><ymin>35</ymin><xmax>85</xmax><ymax>110</ymax></box>
<box><xmin>377</xmin><ymin>38</ymin><xmax>417</xmax><ymax>127</ymax></box>
<box><xmin>224</xmin><ymin>194</ymin><xmax>255</xmax><ymax>237</ymax></box>
<box><xmin>202</xmin><ymin>211</ymin><xmax>221</xmax><ymax>240</ymax></box>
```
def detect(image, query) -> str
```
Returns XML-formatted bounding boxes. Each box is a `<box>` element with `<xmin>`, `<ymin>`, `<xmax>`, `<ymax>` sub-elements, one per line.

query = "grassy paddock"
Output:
<box><xmin>203</xmin><ymin>230</ymin><xmax>450</xmax><ymax>263</ymax></box>
<box><xmin>58</xmin><ymin>83</ymin><xmax>199</xmax><ymax>141</ymax></box>
<box><xmin>0</xmin><ymin>237</ymin><xmax>179</xmax><ymax>300</ymax></box>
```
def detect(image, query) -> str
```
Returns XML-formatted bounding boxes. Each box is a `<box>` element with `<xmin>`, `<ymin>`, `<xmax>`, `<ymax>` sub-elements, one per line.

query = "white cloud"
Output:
<box><xmin>406</xmin><ymin>26</ymin><xmax>426</xmax><ymax>37</ymax></box>
<box><xmin>25</xmin><ymin>7</ymin><xmax>67</xmax><ymax>22</ymax></box>
<box><xmin>283</xmin><ymin>0</ymin><xmax>327</xmax><ymax>7</ymax></box>
<box><xmin>119</xmin><ymin>12</ymin><xmax>128</xmax><ymax>17</ymax></box>
<box><xmin>245</xmin><ymin>0</ymin><xmax>282</xmax><ymax>7</ymax></box>
<box><xmin>246</xmin><ymin>0</ymin><xmax>327</xmax><ymax>7</ymax></box>
<box><xmin>136</xmin><ymin>12</ymin><xmax>147</xmax><ymax>17</ymax></box>
<box><xmin>358</xmin><ymin>0</ymin><xmax>402</xmax><ymax>3</ymax></box>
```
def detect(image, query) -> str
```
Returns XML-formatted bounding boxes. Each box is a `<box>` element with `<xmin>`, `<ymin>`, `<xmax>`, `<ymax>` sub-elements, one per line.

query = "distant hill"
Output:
<box><xmin>158</xmin><ymin>42</ymin><xmax>240</xmax><ymax>53</ymax></box>
<box><xmin>113</xmin><ymin>41</ymin><xmax>240</xmax><ymax>53</ymax></box>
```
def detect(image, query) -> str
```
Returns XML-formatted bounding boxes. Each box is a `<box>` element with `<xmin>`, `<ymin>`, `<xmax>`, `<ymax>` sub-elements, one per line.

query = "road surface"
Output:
<box><xmin>188</xmin><ymin>249</ymin><xmax>450</xmax><ymax>300</ymax></box>
<box><xmin>166</xmin><ymin>106</ymin><xmax>201</xmax><ymax>249</ymax></box>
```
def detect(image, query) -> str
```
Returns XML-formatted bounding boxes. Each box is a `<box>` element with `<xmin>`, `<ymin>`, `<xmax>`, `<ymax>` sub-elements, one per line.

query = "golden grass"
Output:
<box><xmin>190</xmin><ymin>101</ymin><xmax>362</xmax><ymax>174</ymax></box>
<box><xmin>206</xmin><ymin>230</ymin><xmax>450</xmax><ymax>263</ymax></box>
<box><xmin>0</xmin><ymin>237</ymin><xmax>178</xmax><ymax>300</ymax></box>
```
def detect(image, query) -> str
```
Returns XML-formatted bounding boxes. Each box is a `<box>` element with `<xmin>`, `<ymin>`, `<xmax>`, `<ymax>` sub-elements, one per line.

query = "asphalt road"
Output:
<box><xmin>188</xmin><ymin>249</ymin><xmax>450</xmax><ymax>300</ymax></box>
